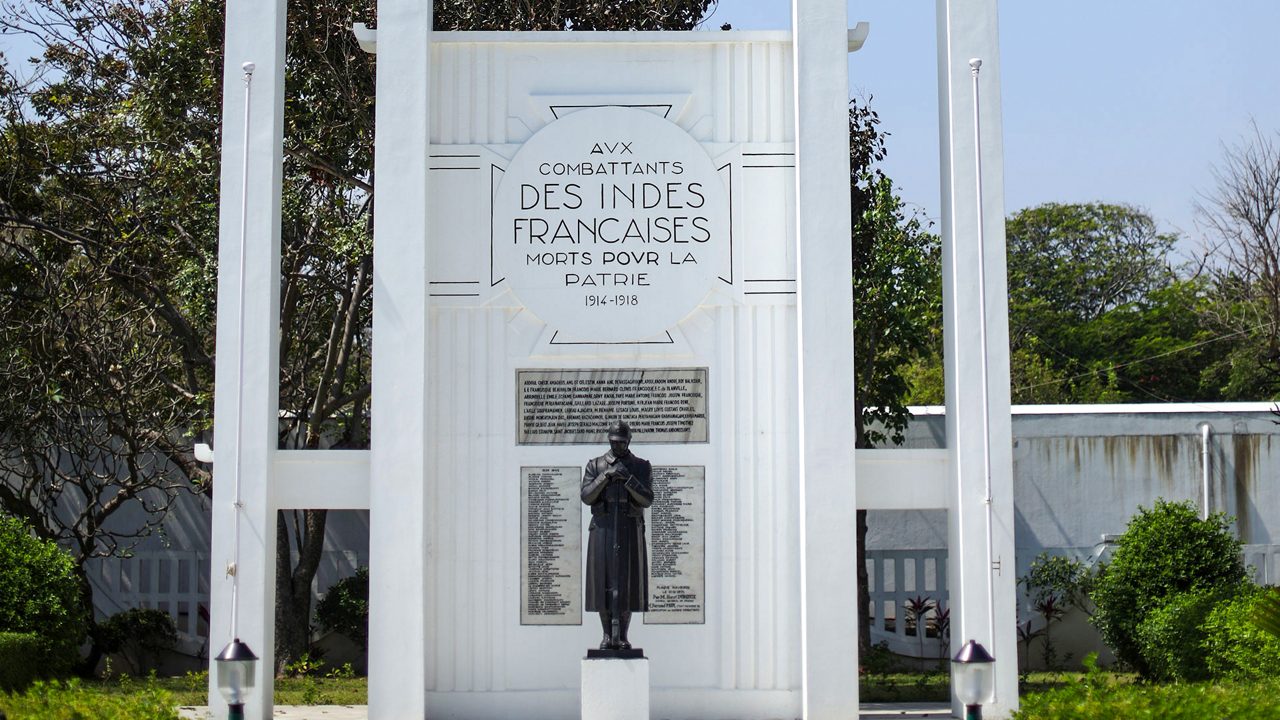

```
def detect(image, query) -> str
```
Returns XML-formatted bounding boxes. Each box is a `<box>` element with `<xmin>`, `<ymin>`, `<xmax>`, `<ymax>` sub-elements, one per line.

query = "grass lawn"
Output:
<box><xmin>7</xmin><ymin>670</ymin><xmax>1280</xmax><ymax>719</ymax></box>
<box><xmin>0</xmin><ymin>673</ymin><xmax>368</xmax><ymax>713</ymax></box>
<box><xmin>859</xmin><ymin>670</ymin><xmax>1119</xmax><ymax>703</ymax></box>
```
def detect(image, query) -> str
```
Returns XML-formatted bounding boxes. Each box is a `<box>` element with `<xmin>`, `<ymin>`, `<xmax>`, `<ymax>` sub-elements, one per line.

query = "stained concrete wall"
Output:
<box><xmin>870</xmin><ymin>404</ymin><xmax>1280</xmax><ymax>560</ymax></box>
<box><xmin>867</xmin><ymin>403</ymin><xmax>1280</xmax><ymax>668</ymax></box>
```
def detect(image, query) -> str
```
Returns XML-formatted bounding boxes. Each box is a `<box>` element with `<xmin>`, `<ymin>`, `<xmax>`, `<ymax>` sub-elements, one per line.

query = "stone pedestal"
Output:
<box><xmin>581</xmin><ymin>657</ymin><xmax>649</xmax><ymax>720</ymax></box>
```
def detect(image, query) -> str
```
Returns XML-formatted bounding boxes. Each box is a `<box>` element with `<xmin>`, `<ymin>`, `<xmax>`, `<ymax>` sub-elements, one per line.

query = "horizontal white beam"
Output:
<box><xmin>272</xmin><ymin>450</ymin><xmax>371</xmax><ymax>509</ymax></box>
<box><xmin>855</xmin><ymin>449</ymin><xmax>949</xmax><ymax>510</ymax></box>
<box><xmin>263</xmin><ymin>448</ymin><xmax>945</xmax><ymax>511</ymax></box>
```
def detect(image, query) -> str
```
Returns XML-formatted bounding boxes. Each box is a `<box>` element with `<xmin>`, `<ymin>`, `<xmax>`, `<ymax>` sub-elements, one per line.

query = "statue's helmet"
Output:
<box><xmin>607</xmin><ymin>420</ymin><xmax>632</xmax><ymax>441</ymax></box>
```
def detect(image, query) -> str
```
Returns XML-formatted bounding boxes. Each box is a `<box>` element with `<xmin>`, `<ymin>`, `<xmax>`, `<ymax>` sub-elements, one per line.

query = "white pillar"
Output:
<box><xmin>936</xmin><ymin>0</ymin><xmax>1019</xmax><ymax>716</ymax></box>
<box><xmin>368</xmin><ymin>1</ymin><xmax>432</xmax><ymax>718</ymax></box>
<box><xmin>792</xmin><ymin>1</ymin><xmax>859</xmax><ymax>718</ymax></box>
<box><xmin>209</xmin><ymin>2</ymin><xmax>286</xmax><ymax>718</ymax></box>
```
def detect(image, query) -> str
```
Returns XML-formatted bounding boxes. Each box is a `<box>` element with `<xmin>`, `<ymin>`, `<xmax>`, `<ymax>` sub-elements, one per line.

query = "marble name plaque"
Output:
<box><xmin>645</xmin><ymin>465</ymin><xmax>705</xmax><ymax>624</ymax></box>
<box><xmin>520</xmin><ymin>466</ymin><xmax>582</xmax><ymax>625</ymax></box>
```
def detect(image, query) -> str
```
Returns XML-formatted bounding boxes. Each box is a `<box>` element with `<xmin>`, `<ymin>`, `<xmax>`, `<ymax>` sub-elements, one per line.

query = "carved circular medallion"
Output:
<box><xmin>492</xmin><ymin>107</ymin><xmax>729</xmax><ymax>342</ymax></box>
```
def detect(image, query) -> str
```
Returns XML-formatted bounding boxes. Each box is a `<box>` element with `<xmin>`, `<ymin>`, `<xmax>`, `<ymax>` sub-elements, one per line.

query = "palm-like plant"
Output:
<box><xmin>929</xmin><ymin>606</ymin><xmax>951</xmax><ymax>665</ymax></box>
<box><xmin>1035</xmin><ymin>595</ymin><xmax>1068</xmax><ymax>670</ymax></box>
<box><xmin>903</xmin><ymin>595</ymin><xmax>936</xmax><ymax>668</ymax></box>
<box><xmin>1017</xmin><ymin>618</ymin><xmax>1044</xmax><ymax>675</ymax></box>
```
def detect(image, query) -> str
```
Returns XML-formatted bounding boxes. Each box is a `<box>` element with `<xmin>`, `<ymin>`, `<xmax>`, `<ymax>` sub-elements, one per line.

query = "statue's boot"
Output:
<box><xmin>618</xmin><ymin>610</ymin><xmax>633</xmax><ymax>650</ymax></box>
<box><xmin>599</xmin><ymin>611</ymin><xmax>615</xmax><ymax>649</ymax></box>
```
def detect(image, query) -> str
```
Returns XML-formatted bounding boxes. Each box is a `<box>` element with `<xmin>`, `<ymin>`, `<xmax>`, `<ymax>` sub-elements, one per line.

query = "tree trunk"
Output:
<box><xmin>856</xmin><ymin>508</ymin><xmax>871</xmax><ymax>654</ymax></box>
<box><xmin>73</xmin><ymin>565</ymin><xmax>106</xmax><ymax>677</ymax></box>
<box><xmin>853</xmin><ymin>397</ymin><xmax>872</xmax><ymax>656</ymax></box>
<box><xmin>274</xmin><ymin>508</ymin><xmax>329</xmax><ymax>674</ymax></box>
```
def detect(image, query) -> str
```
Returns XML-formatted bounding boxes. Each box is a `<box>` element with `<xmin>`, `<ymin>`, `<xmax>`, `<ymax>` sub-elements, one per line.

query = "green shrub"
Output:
<box><xmin>316</xmin><ymin>567</ymin><xmax>369</xmax><ymax>650</ymax></box>
<box><xmin>1135</xmin><ymin>585</ymin><xmax>1241</xmax><ymax>681</ymax></box>
<box><xmin>100</xmin><ymin>608</ymin><xmax>178</xmax><ymax>675</ymax></box>
<box><xmin>0</xmin><ymin>632</ymin><xmax>43</xmax><ymax>691</ymax></box>
<box><xmin>1090</xmin><ymin>500</ymin><xmax>1245</xmax><ymax>675</ymax></box>
<box><xmin>0</xmin><ymin>678</ymin><xmax>176</xmax><ymax>720</ymax></box>
<box><xmin>1202</xmin><ymin>587</ymin><xmax>1280</xmax><ymax>680</ymax></box>
<box><xmin>0</xmin><ymin>516</ymin><xmax>87</xmax><ymax>675</ymax></box>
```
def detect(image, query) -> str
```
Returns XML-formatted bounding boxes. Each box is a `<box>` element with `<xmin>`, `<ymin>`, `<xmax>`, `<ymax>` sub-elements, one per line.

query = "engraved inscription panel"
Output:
<box><xmin>517</xmin><ymin>368</ymin><xmax>708</xmax><ymax>445</ymax></box>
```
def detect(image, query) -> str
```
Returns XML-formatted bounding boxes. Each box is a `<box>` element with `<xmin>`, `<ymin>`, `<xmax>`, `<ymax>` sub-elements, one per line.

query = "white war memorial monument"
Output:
<box><xmin>207</xmin><ymin>0</ymin><xmax>1017</xmax><ymax>718</ymax></box>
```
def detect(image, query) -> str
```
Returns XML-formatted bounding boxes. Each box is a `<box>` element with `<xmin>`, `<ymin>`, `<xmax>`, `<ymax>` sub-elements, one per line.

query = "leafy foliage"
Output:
<box><xmin>315</xmin><ymin>566</ymin><xmax>369</xmax><ymax>651</ymax></box>
<box><xmin>98</xmin><ymin>609</ymin><xmax>177</xmax><ymax>676</ymax></box>
<box><xmin>1135</xmin><ymin>585</ymin><xmax>1242</xmax><ymax>681</ymax></box>
<box><xmin>1019</xmin><ymin>553</ymin><xmax>1095</xmax><ymax>671</ymax></box>
<box><xmin>1004</xmin><ymin>203</ymin><xmax>1204</xmax><ymax>404</ymax></box>
<box><xmin>1090</xmin><ymin>500</ymin><xmax>1246</xmax><ymax>676</ymax></box>
<box><xmin>849</xmin><ymin>98</ymin><xmax>942</xmax><ymax>446</ymax></box>
<box><xmin>0</xmin><ymin>678</ymin><xmax>177</xmax><ymax>720</ymax></box>
<box><xmin>1007</xmin><ymin>202</ymin><xmax>1175</xmax><ymax>325</ymax></box>
<box><xmin>0</xmin><ymin>632</ymin><xmax>43</xmax><ymax>692</ymax></box>
<box><xmin>1202</xmin><ymin>586</ymin><xmax>1280</xmax><ymax>681</ymax></box>
<box><xmin>1022</xmin><ymin>552</ymin><xmax>1093</xmax><ymax>613</ymax></box>
<box><xmin>0</xmin><ymin>516</ymin><xmax>86</xmax><ymax>676</ymax></box>
<box><xmin>904</xmin><ymin>195</ymin><xmax>1280</xmax><ymax>404</ymax></box>
<box><xmin>434</xmin><ymin>0</ymin><xmax>717</xmax><ymax>30</ymax></box>
<box><xmin>1253</xmin><ymin>585</ymin><xmax>1280</xmax><ymax>639</ymax></box>
<box><xmin>0</xmin><ymin>0</ymin><xmax>220</xmax><ymax>670</ymax></box>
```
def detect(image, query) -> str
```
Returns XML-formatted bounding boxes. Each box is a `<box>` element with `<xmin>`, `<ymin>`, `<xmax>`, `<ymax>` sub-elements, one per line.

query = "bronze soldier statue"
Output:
<box><xmin>581</xmin><ymin>420</ymin><xmax>653</xmax><ymax>654</ymax></box>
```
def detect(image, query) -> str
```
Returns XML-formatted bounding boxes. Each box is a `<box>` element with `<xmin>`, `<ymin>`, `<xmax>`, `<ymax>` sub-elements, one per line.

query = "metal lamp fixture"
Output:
<box><xmin>215</xmin><ymin>638</ymin><xmax>259</xmax><ymax>719</ymax></box>
<box><xmin>952</xmin><ymin>639</ymin><xmax>996</xmax><ymax>720</ymax></box>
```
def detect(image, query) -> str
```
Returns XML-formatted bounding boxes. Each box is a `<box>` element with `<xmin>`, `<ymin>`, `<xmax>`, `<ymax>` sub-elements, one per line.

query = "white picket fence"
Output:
<box><xmin>85</xmin><ymin>544</ymin><xmax>1279</xmax><ymax>660</ymax></box>
<box><xmin>866</xmin><ymin>548</ymin><xmax>950</xmax><ymax>659</ymax></box>
<box><xmin>86</xmin><ymin>549</ymin><xmax>363</xmax><ymax>657</ymax></box>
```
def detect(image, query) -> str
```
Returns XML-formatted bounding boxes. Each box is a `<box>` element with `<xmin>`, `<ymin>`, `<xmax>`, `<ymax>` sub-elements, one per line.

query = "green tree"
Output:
<box><xmin>1007</xmin><ymin>202</ymin><xmax>1176</xmax><ymax>327</ymax></box>
<box><xmin>848</xmin><ymin>97</ymin><xmax>942</xmax><ymax>650</ymax></box>
<box><xmin>0</xmin><ymin>0</ymin><xmax>219</xmax><ymax>671</ymax></box>
<box><xmin>987</xmin><ymin>202</ymin><xmax>1259</xmax><ymax>403</ymax></box>
<box><xmin>1</xmin><ymin>0</ymin><xmax>719</xmax><ymax>673</ymax></box>
<box><xmin>1006</xmin><ymin>202</ymin><xmax>1177</xmax><ymax>403</ymax></box>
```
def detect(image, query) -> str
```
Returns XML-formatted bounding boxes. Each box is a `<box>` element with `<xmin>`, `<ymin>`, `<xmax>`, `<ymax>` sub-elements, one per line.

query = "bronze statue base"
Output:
<box><xmin>586</xmin><ymin>647</ymin><xmax>645</xmax><ymax>659</ymax></box>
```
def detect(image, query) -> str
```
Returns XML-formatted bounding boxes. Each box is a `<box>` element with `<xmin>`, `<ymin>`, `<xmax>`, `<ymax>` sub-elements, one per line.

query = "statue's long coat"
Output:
<box><xmin>581</xmin><ymin>451</ymin><xmax>653</xmax><ymax>612</ymax></box>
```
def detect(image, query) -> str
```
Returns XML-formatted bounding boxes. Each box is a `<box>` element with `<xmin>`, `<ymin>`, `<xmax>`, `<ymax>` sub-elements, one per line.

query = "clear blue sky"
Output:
<box><xmin>710</xmin><ymin>0</ymin><xmax>1280</xmax><ymax>262</ymax></box>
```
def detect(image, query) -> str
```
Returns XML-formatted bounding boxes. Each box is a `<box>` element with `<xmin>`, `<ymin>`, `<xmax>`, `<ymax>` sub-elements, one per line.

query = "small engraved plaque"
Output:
<box><xmin>520</xmin><ymin>466</ymin><xmax>582</xmax><ymax>625</ymax></box>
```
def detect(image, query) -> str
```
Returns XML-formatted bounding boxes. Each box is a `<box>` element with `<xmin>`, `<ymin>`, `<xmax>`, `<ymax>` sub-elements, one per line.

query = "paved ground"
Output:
<box><xmin>179</xmin><ymin>703</ymin><xmax>955</xmax><ymax>719</ymax></box>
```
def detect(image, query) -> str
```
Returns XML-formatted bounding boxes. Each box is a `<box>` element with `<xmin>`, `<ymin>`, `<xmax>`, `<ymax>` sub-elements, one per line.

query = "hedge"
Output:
<box><xmin>0</xmin><ymin>632</ymin><xmax>43</xmax><ymax>692</ymax></box>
